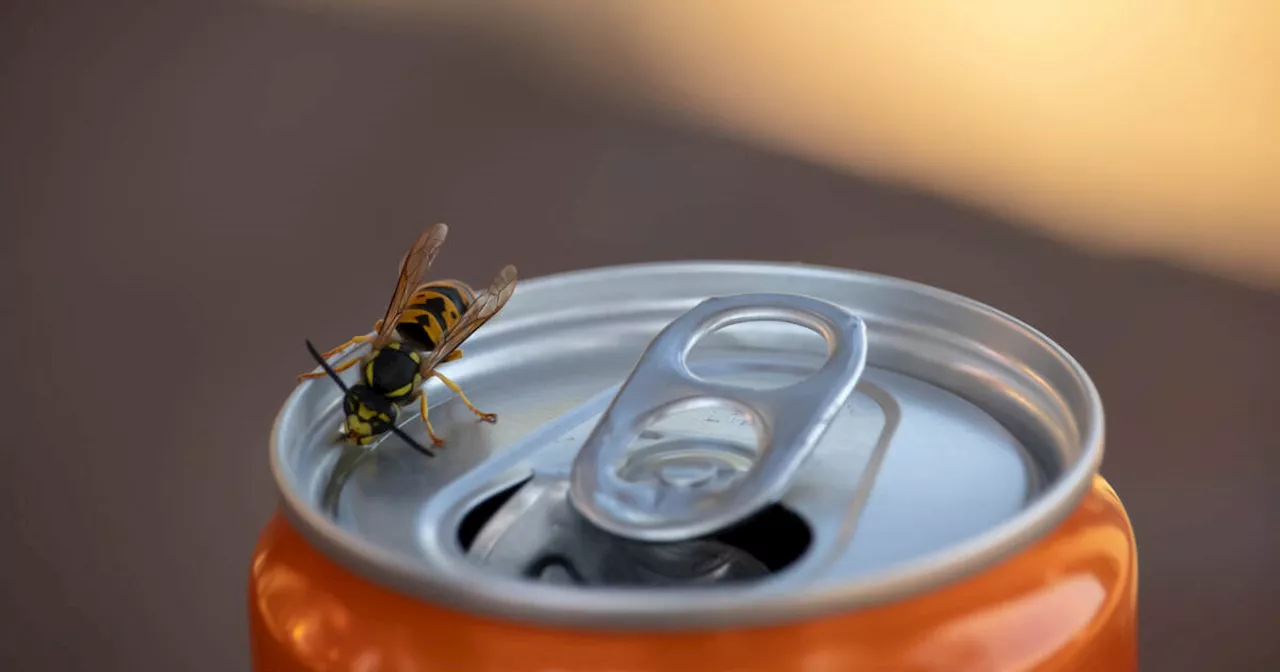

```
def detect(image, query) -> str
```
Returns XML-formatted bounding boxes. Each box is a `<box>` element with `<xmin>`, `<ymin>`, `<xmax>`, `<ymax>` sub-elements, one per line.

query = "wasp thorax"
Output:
<box><xmin>342</xmin><ymin>384</ymin><xmax>399</xmax><ymax>445</ymax></box>
<box><xmin>364</xmin><ymin>343</ymin><xmax>423</xmax><ymax>400</ymax></box>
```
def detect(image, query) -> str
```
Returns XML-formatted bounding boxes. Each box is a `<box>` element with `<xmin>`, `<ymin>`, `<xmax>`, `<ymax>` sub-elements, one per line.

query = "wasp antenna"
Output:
<box><xmin>303</xmin><ymin>339</ymin><xmax>436</xmax><ymax>459</ymax></box>
<box><xmin>386</xmin><ymin>424</ymin><xmax>436</xmax><ymax>459</ymax></box>
<box><xmin>304</xmin><ymin>339</ymin><xmax>352</xmax><ymax>395</ymax></box>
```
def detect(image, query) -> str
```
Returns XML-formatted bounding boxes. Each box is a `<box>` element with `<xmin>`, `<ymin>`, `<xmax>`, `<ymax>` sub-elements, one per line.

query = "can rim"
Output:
<box><xmin>269</xmin><ymin>260</ymin><xmax>1104</xmax><ymax>630</ymax></box>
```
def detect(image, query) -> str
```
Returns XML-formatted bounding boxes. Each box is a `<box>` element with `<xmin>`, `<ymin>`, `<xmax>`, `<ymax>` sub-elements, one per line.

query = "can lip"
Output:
<box><xmin>269</xmin><ymin>259</ymin><xmax>1104</xmax><ymax>630</ymax></box>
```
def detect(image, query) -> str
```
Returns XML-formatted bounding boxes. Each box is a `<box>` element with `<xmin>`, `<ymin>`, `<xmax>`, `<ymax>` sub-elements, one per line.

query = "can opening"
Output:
<box><xmin>459</xmin><ymin>475</ymin><xmax>812</xmax><ymax>588</ymax></box>
<box><xmin>457</xmin><ymin>476</ymin><xmax>532</xmax><ymax>552</ymax></box>
<box><xmin>713</xmin><ymin>503</ymin><xmax>811</xmax><ymax>573</ymax></box>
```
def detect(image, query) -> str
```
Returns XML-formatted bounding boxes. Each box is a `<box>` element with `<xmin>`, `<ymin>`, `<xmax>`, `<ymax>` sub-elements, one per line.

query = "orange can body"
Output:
<box><xmin>248</xmin><ymin>474</ymin><xmax>1136</xmax><ymax>672</ymax></box>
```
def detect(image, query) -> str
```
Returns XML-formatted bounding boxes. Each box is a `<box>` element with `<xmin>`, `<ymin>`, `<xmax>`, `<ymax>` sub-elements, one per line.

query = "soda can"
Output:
<box><xmin>249</xmin><ymin>261</ymin><xmax>1138</xmax><ymax>671</ymax></box>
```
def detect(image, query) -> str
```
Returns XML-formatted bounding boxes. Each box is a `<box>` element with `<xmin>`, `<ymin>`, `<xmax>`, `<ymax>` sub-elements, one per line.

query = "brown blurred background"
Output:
<box><xmin>1</xmin><ymin>1</ymin><xmax>1277</xmax><ymax>670</ymax></box>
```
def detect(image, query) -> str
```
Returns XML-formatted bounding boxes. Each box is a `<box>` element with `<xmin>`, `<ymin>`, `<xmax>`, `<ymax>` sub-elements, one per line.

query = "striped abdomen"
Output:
<box><xmin>395</xmin><ymin>279</ymin><xmax>475</xmax><ymax>352</ymax></box>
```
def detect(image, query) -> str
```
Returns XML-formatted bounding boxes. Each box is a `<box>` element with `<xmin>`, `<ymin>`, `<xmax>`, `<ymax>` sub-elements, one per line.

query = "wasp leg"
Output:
<box><xmin>320</xmin><ymin>334</ymin><xmax>373</xmax><ymax>361</ymax></box>
<box><xmin>298</xmin><ymin>354</ymin><xmax>362</xmax><ymax>382</ymax></box>
<box><xmin>331</xmin><ymin>357</ymin><xmax>361</xmax><ymax>374</ymax></box>
<box><xmin>300</xmin><ymin>320</ymin><xmax>384</xmax><ymax>381</ymax></box>
<box><xmin>444</xmin><ymin>348</ymin><xmax>463</xmax><ymax>363</ymax></box>
<box><xmin>431</xmin><ymin>370</ymin><xmax>497</xmax><ymax>423</ymax></box>
<box><xmin>320</xmin><ymin>318</ymin><xmax>385</xmax><ymax>360</ymax></box>
<box><xmin>415</xmin><ymin>389</ymin><xmax>446</xmax><ymax>447</ymax></box>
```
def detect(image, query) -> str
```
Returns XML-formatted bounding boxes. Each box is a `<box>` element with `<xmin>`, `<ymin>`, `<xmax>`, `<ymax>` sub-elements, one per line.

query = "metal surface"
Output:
<box><xmin>468</xmin><ymin>472</ymin><xmax>772</xmax><ymax>587</ymax></box>
<box><xmin>567</xmin><ymin>292</ymin><xmax>867</xmax><ymax>542</ymax></box>
<box><xmin>270</xmin><ymin>261</ymin><xmax>1104</xmax><ymax>629</ymax></box>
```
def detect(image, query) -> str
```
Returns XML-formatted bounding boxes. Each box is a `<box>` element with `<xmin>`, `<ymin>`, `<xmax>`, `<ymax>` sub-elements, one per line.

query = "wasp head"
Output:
<box><xmin>341</xmin><ymin>383</ymin><xmax>399</xmax><ymax>446</ymax></box>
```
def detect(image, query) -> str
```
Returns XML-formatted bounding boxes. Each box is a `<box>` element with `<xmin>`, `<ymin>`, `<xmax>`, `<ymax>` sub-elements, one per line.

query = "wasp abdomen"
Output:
<box><xmin>396</xmin><ymin>280</ymin><xmax>474</xmax><ymax>352</ymax></box>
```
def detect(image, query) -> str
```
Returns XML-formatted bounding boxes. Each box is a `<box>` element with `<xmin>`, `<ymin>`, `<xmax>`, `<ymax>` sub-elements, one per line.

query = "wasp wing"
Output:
<box><xmin>370</xmin><ymin>223</ymin><xmax>449</xmax><ymax>350</ymax></box>
<box><xmin>418</xmin><ymin>264</ymin><xmax>517</xmax><ymax>375</ymax></box>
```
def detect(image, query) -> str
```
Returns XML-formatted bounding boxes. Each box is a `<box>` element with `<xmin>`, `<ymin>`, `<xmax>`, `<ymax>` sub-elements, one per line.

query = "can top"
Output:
<box><xmin>271</xmin><ymin>261</ymin><xmax>1103</xmax><ymax>630</ymax></box>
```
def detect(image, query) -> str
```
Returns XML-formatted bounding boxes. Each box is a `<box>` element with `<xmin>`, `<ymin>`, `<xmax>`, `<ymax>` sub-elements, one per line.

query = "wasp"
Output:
<box><xmin>299</xmin><ymin>223</ymin><xmax>518</xmax><ymax>448</ymax></box>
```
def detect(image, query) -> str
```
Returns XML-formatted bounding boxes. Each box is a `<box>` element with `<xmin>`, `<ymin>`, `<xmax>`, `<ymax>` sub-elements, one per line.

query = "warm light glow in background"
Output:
<box><xmin>288</xmin><ymin>1</ymin><xmax>1280</xmax><ymax>287</ymax></box>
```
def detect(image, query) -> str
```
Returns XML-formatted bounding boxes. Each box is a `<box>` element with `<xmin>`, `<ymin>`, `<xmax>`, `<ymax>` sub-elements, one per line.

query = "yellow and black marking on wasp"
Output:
<box><xmin>303</xmin><ymin>340</ymin><xmax>436</xmax><ymax>457</ymax></box>
<box><xmin>299</xmin><ymin>223</ymin><xmax>518</xmax><ymax>448</ymax></box>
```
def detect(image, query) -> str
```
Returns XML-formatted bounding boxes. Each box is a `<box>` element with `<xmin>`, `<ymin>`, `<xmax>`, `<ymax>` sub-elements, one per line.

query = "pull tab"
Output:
<box><xmin>567</xmin><ymin>293</ymin><xmax>868</xmax><ymax>543</ymax></box>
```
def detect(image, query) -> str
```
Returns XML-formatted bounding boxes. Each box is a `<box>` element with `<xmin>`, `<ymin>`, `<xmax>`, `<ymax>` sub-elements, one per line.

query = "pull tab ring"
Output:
<box><xmin>567</xmin><ymin>293</ymin><xmax>868</xmax><ymax>543</ymax></box>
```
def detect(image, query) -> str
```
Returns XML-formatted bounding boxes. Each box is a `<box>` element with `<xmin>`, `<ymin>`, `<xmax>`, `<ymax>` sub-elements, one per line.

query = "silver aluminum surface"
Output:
<box><xmin>568</xmin><ymin>292</ymin><xmax>868</xmax><ymax>543</ymax></box>
<box><xmin>469</xmin><ymin>472</ymin><xmax>772</xmax><ymax>587</ymax></box>
<box><xmin>270</xmin><ymin>261</ymin><xmax>1105</xmax><ymax>630</ymax></box>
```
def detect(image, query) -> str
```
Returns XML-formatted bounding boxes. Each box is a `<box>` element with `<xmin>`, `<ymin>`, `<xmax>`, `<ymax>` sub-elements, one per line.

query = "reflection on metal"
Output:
<box><xmin>469</xmin><ymin>472</ymin><xmax>772</xmax><ymax>588</ymax></box>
